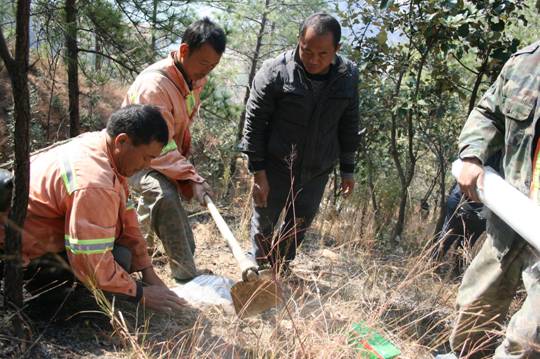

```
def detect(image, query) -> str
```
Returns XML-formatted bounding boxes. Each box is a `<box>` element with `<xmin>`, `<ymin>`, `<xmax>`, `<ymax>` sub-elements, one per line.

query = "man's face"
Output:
<box><xmin>298</xmin><ymin>27</ymin><xmax>339</xmax><ymax>75</ymax></box>
<box><xmin>113</xmin><ymin>134</ymin><xmax>163</xmax><ymax>177</ymax></box>
<box><xmin>179</xmin><ymin>42</ymin><xmax>222</xmax><ymax>81</ymax></box>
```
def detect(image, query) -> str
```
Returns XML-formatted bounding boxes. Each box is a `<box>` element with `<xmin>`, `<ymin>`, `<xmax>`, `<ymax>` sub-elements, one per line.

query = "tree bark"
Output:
<box><xmin>150</xmin><ymin>0</ymin><xmax>158</xmax><ymax>61</ymax></box>
<box><xmin>388</xmin><ymin>62</ymin><xmax>407</xmax><ymax>241</ymax></box>
<box><xmin>46</xmin><ymin>52</ymin><xmax>61</xmax><ymax>140</ymax></box>
<box><xmin>65</xmin><ymin>0</ymin><xmax>80</xmax><ymax>137</ymax></box>
<box><xmin>235</xmin><ymin>0</ymin><xmax>270</xmax><ymax>144</ymax></box>
<box><xmin>0</xmin><ymin>0</ymin><xmax>31</xmax><ymax>342</ymax></box>
<box><xmin>94</xmin><ymin>27</ymin><xmax>102</xmax><ymax>71</ymax></box>
<box><xmin>227</xmin><ymin>0</ymin><xmax>271</xmax><ymax>194</ymax></box>
<box><xmin>434</xmin><ymin>151</ymin><xmax>447</xmax><ymax>239</ymax></box>
<box><xmin>468</xmin><ymin>48</ymin><xmax>491</xmax><ymax>115</ymax></box>
<box><xmin>391</xmin><ymin>44</ymin><xmax>430</xmax><ymax>241</ymax></box>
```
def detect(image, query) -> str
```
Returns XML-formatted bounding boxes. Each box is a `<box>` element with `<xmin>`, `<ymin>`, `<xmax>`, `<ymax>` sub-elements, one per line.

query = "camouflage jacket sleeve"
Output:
<box><xmin>458</xmin><ymin>66</ymin><xmax>508</xmax><ymax>164</ymax></box>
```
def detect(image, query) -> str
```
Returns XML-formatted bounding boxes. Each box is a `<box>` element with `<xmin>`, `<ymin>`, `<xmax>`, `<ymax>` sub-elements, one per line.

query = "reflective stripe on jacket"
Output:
<box><xmin>0</xmin><ymin>131</ymin><xmax>151</xmax><ymax>298</ymax></box>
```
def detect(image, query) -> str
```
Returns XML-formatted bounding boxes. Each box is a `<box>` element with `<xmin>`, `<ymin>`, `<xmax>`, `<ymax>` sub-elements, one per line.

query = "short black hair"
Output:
<box><xmin>106</xmin><ymin>105</ymin><xmax>169</xmax><ymax>146</ymax></box>
<box><xmin>299</xmin><ymin>12</ymin><xmax>341</xmax><ymax>48</ymax></box>
<box><xmin>182</xmin><ymin>17</ymin><xmax>227</xmax><ymax>55</ymax></box>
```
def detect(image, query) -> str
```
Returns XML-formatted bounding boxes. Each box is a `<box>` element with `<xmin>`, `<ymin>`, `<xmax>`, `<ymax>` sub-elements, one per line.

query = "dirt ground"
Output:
<box><xmin>0</xmin><ymin>59</ymin><xmax>478</xmax><ymax>359</ymax></box>
<box><xmin>0</xmin><ymin>194</ymin><xmax>467</xmax><ymax>358</ymax></box>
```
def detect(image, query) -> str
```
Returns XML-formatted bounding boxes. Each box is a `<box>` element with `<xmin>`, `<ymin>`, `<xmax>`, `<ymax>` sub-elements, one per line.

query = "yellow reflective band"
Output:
<box><xmin>531</xmin><ymin>138</ymin><xmax>540</xmax><ymax>201</ymax></box>
<box><xmin>186</xmin><ymin>91</ymin><xmax>196</xmax><ymax>117</ymax></box>
<box><xmin>126</xmin><ymin>197</ymin><xmax>136</xmax><ymax>211</ymax></box>
<box><xmin>129</xmin><ymin>92</ymin><xmax>137</xmax><ymax>103</ymax></box>
<box><xmin>160</xmin><ymin>139</ymin><xmax>178</xmax><ymax>155</ymax></box>
<box><xmin>59</xmin><ymin>155</ymin><xmax>77</xmax><ymax>194</ymax></box>
<box><xmin>65</xmin><ymin>235</ymin><xmax>115</xmax><ymax>245</ymax></box>
<box><xmin>67</xmin><ymin>247</ymin><xmax>113</xmax><ymax>255</ymax></box>
<box><xmin>532</xmin><ymin>158</ymin><xmax>540</xmax><ymax>200</ymax></box>
<box><xmin>65</xmin><ymin>235</ymin><xmax>115</xmax><ymax>254</ymax></box>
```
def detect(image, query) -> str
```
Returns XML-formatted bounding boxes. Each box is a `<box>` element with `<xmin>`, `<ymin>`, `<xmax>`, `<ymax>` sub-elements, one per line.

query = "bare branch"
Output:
<box><xmin>77</xmin><ymin>48</ymin><xmax>138</xmax><ymax>73</ymax></box>
<box><xmin>450</xmin><ymin>52</ymin><xmax>479</xmax><ymax>75</ymax></box>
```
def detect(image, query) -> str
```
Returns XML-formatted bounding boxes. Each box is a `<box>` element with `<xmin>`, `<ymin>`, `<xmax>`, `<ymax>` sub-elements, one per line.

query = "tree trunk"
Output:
<box><xmin>434</xmin><ymin>153</ymin><xmax>447</xmax><ymax>238</ymax></box>
<box><xmin>367</xmin><ymin>160</ymin><xmax>378</xmax><ymax>213</ymax></box>
<box><xmin>46</xmin><ymin>52</ymin><xmax>61</xmax><ymax>140</ymax></box>
<box><xmin>393</xmin><ymin>189</ymin><xmax>407</xmax><ymax>241</ymax></box>
<box><xmin>468</xmin><ymin>48</ymin><xmax>491</xmax><ymax>115</ymax></box>
<box><xmin>0</xmin><ymin>0</ymin><xmax>31</xmax><ymax>342</ymax></box>
<box><xmin>65</xmin><ymin>0</ymin><xmax>80</xmax><ymax>137</ymax></box>
<box><xmin>365</xmin><ymin>153</ymin><xmax>381</xmax><ymax>233</ymax></box>
<box><xmin>391</xmin><ymin>46</ymin><xmax>430</xmax><ymax>241</ymax></box>
<box><xmin>235</xmin><ymin>0</ymin><xmax>270</xmax><ymax>144</ymax></box>
<box><xmin>389</xmin><ymin>64</ymin><xmax>407</xmax><ymax>241</ymax></box>
<box><xmin>150</xmin><ymin>0</ymin><xmax>158</xmax><ymax>61</ymax></box>
<box><xmin>227</xmin><ymin>0</ymin><xmax>271</xmax><ymax>194</ymax></box>
<box><xmin>94</xmin><ymin>27</ymin><xmax>101</xmax><ymax>71</ymax></box>
<box><xmin>421</xmin><ymin>166</ymin><xmax>440</xmax><ymax>207</ymax></box>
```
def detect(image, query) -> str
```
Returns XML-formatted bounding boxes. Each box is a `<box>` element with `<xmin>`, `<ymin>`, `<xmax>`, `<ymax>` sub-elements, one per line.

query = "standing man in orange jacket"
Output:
<box><xmin>0</xmin><ymin>105</ymin><xmax>185</xmax><ymax>311</ymax></box>
<box><xmin>123</xmin><ymin>18</ymin><xmax>226</xmax><ymax>282</ymax></box>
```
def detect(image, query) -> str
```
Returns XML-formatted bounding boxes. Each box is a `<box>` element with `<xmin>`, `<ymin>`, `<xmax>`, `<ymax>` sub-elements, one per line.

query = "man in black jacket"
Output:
<box><xmin>239</xmin><ymin>13</ymin><xmax>361</xmax><ymax>275</ymax></box>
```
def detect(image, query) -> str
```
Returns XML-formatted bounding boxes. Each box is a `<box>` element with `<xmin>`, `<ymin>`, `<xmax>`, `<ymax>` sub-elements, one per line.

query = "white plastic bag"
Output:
<box><xmin>170</xmin><ymin>275</ymin><xmax>235</xmax><ymax>313</ymax></box>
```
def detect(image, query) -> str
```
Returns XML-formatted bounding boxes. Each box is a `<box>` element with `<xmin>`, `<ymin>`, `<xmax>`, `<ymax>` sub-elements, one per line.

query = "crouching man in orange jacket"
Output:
<box><xmin>0</xmin><ymin>105</ymin><xmax>185</xmax><ymax>312</ymax></box>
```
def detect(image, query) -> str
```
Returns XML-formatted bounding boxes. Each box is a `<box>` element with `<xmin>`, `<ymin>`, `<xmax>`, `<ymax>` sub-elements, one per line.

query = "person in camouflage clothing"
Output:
<box><xmin>445</xmin><ymin>41</ymin><xmax>540</xmax><ymax>358</ymax></box>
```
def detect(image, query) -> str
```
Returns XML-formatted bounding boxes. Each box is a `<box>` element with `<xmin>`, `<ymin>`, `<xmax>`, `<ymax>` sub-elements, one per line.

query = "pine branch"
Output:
<box><xmin>77</xmin><ymin>48</ymin><xmax>138</xmax><ymax>73</ymax></box>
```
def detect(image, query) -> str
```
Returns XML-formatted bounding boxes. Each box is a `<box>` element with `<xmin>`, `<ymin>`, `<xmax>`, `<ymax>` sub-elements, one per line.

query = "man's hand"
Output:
<box><xmin>142</xmin><ymin>285</ymin><xmax>188</xmax><ymax>312</ymax></box>
<box><xmin>141</xmin><ymin>267</ymin><xmax>166</xmax><ymax>287</ymax></box>
<box><xmin>341</xmin><ymin>177</ymin><xmax>355</xmax><ymax>198</ymax></box>
<box><xmin>458</xmin><ymin>157</ymin><xmax>484</xmax><ymax>202</ymax></box>
<box><xmin>191</xmin><ymin>181</ymin><xmax>213</xmax><ymax>206</ymax></box>
<box><xmin>253</xmin><ymin>170</ymin><xmax>270</xmax><ymax>208</ymax></box>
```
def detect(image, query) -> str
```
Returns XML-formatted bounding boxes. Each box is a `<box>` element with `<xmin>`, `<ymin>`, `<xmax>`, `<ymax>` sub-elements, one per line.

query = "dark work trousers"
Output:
<box><xmin>250</xmin><ymin>166</ymin><xmax>329</xmax><ymax>267</ymax></box>
<box><xmin>23</xmin><ymin>245</ymin><xmax>132</xmax><ymax>301</ymax></box>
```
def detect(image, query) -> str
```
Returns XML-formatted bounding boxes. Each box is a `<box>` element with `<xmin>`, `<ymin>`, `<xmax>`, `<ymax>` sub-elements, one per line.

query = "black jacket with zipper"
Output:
<box><xmin>239</xmin><ymin>48</ymin><xmax>361</xmax><ymax>183</ymax></box>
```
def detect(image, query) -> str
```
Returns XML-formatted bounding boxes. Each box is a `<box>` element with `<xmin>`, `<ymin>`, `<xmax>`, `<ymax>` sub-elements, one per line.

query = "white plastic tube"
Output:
<box><xmin>452</xmin><ymin>159</ymin><xmax>540</xmax><ymax>252</ymax></box>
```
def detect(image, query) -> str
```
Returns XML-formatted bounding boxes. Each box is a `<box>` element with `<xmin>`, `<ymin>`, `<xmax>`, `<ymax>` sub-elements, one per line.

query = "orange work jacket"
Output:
<box><xmin>123</xmin><ymin>51</ymin><xmax>207</xmax><ymax>198</ymax></box>
<box><xmin>0</xmin><ymin>131</ymin><xmax>151</xmax><ymax>299</ymax></box>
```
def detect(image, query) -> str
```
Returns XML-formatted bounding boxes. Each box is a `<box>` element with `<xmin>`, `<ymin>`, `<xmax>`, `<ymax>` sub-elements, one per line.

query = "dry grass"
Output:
<box><xmin>0</xmin><ymin>57</ymin><xmax>504</xmax><ymax>358</ymax></box>
<box><xmin>0</xmin><ymin>185</ymin><xmax>457</xmax><ymax>358</ymax></box>
<box><xmin>91</xmin><ymin>185</ymin><xmax>467</xmax><ymax>359</ymax></box>
<box><xmin>3</xmin><ymin>173</ymin><xmax>521</xmax><ymax>359</ymax></box>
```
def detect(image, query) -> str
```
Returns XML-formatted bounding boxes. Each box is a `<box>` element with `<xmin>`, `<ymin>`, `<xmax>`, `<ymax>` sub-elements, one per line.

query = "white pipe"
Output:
<box><xmin>452</xmin><ymin>159</ymin><xmax>540</xmax><ymax>252</ymax></box>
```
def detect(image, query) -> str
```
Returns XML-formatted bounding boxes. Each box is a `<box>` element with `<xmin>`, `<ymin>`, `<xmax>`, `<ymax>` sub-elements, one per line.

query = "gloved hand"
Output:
<box><xmin>0</xmin><ymin>169</ymin><xmax>13</xmax><ymax>212</ymax></box>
